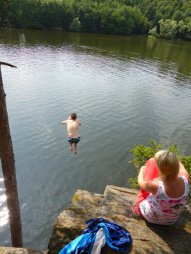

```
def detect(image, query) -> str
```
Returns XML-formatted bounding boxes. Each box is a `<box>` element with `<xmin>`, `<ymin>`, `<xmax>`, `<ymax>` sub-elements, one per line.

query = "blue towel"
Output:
<box><xmin>59</xmin><ymin>218</ymin><xmax>132</xmax><ymax>254</ymax></box>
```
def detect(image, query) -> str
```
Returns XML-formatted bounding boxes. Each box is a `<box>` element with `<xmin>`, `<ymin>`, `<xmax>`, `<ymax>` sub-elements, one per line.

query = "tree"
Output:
<box><xmin>177</xmin><ymin>20</ymin><xmax>187</xmax><ymax>39</ymax></box>
<box><xmin>77</xmin><ymin>3</ymin><xmax>101</xmax><ymax>33</ymax></box>
<box><xmin>0</xmin><ymin>0</ymin><xmax>10</xmax><ymax>27</ymax></box>
<box><xmin>159</xmin><ymin>19</ymin><xmax>178</xmax><ymax>39</ymax></box>
<box><xmin>69</xmin><ymin>17</ymin><xmax>81</xmax><ymax>32</ymax></box>
<box><xmin>185</xmin><ymin>17</ymin><xmax>191</xmax><ymax>40</ymax></box>
<box><xmin>0</xmin><ymin>61</ymin><xmax>23</xmax><ymax>247</ymax></box>
<box><xmin>148</xmin><ymin>26</ymin><xmax>157</xmax><ymax>37</ymax></box>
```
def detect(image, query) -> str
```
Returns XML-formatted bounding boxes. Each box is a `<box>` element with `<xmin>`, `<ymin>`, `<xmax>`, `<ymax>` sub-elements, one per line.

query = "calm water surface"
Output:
<box><xmin>0</xmin><ymin>29</ymin><xmax>191</xmax><ymax>249</ymax></box>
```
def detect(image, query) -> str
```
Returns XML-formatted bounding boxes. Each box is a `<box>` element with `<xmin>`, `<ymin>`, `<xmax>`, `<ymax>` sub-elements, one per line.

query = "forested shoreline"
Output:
<box><xmin>1</xmin><ymin>0</ymin><xmax>191</xmax><ymax>40</ymax></box>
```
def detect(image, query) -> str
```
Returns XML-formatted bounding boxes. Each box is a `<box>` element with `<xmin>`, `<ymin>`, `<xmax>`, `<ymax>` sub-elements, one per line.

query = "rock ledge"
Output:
<box><xmin>48</xmin><ymin>186</ymin><xmax>191</xmax><ymax>254</ymax></box>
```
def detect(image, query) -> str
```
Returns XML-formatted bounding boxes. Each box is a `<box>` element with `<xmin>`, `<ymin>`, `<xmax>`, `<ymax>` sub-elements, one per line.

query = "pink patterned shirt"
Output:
<box><xmin>139</xmin><ymin>176</ymin><xmax>189</xmax><ymax>225</ymax></box>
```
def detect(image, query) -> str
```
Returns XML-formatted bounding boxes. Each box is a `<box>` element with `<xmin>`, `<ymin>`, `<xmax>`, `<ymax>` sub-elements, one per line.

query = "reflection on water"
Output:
<box><xmin>1</xmin><ymin>29</ymin><xmax>191</xmax><ymax>78</ymax></box>
<box><xmin>0</xmin><ymin>178</ymin><xmax>9</xmax><ymax>227</ymax></box>
<box><xmin>0</xmin><ymin>29</ymin><xmax>191</xmax><ymax>249</ymax></box>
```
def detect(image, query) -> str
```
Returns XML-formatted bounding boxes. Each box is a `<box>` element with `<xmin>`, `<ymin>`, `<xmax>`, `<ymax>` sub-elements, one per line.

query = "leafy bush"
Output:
<box><xmin>159</xmin><ymin>19</ymin><xmax>178</xmax><ymax>39</ymax></box>
<box><xmin>129</xmin><ymin>139</ymin><xmax>191</xmax><ymax>189</ymax></box>
<box><xmin>69</xmin><ymin>17</ymin><xmax>81</xmax><ymax>32</ymax></box>
<box><xmin>148</xmin><ymin>26</ymin><xmax>157</xmax><ymax>37</ymax></box>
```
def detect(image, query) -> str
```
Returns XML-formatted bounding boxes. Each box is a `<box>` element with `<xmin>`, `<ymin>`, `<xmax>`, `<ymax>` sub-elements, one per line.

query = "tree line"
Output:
<box><xmin>1</xmin><ymin>0</ymin><xmax>191</xmax><ymax>40</ymax></box>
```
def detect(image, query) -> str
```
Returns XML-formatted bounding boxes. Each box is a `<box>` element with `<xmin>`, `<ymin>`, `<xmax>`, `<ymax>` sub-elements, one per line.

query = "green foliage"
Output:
<box><xmin>0</xmin><ymin>0</ymin><xmax>10</xmax><ymax>27</ymax></box>
<box><xmin>76</xmin><ymin>2</ymin><xmax>101</xmax><ymax>32</ymax></box>
<box><xmin>184</xmin><ymin>17</ymin><xmax>191</xmax><ymax>40</ymax></box>
<box><xmin>128</xmin><ymin>177</ymin><xmax>139</xmax><ymax>189</ymax></box>
<box><xmin>7</xmin><ymin>0</ymin><xmax>74</xmax><ymax>30</ymax></box>
<box><xmin>100</xmin><ymin>5</ymin><xmax>136</xmax><ymax>35</ymax></box>
<box><xmin>69</xmin><ymin>17</ymin><xmax>81</xmax><ymax>32</ymax></box>
<box><xmin>129</xmin><ymin>140</ymin><xmax>191</xmax><ymax>189</ymax></box>
<box><xmin>1</xmin><ymin>0</ymin><xmax>191</xmax><ymax>40</ymax></box>
<box><xmin>159</xmin><ymin>19</ymin><xmax>178</xmax><ymax>40</ymax></box>
<box><xmin>129</xmin><ymin>139</ymin><xmax>163</xmax><ymax>169</ymax></box>
<box><xmin>178</xmin><ymin>20</ymin><xmax>188</xmax><ymax>39</ymax></box>
<box><xmin>148</xmin><ymin>26</ymin><xmax>157</xmax><ymax>37</ymax></box>
<box><xmin>180</xmin><ymin>156</ymin><xmax>191</xmax><ymax>177</ymax></box>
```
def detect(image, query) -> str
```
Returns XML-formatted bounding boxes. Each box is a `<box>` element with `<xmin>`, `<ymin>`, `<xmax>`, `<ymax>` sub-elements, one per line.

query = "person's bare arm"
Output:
<box><xmin>138</xmin><ymin>166</ymin><xmax>158</xmax><ymax>194</ymax></box>
<box><xmin>62</xmin><ymin>115</ymin><xmax>72</xmax><ymax>124</ymax></box>
<box><xmin>178</xmin><ymin>162</ymin><xmax>190</xmax><ymax>182</ymax></box>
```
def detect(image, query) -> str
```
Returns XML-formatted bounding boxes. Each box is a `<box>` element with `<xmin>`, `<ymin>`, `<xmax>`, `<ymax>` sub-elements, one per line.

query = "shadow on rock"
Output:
<box><xmin>146</xmin><ymin>210</ymin><xmax>191</xmax><ymax>254</ymax></box>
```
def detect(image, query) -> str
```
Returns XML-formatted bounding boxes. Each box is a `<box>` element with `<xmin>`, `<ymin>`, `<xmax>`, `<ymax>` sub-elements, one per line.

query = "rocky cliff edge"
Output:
<box><xmin>48</xmin><ymin>186</ymin><xmax>191</xmax><ymax>254</ymax></box>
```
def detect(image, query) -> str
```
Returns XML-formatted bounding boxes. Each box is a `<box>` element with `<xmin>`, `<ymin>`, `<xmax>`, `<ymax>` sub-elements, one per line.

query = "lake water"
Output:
<box><xmin>0</xmin><ymin>29</ymin><xmax>191</xmax><ymax>249</ymax></box>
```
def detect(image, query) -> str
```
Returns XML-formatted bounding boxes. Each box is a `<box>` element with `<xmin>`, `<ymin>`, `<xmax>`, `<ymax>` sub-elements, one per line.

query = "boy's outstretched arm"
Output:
<box><xmin>62</xmin><ymin>120</ymin><xmax>67</xmax><ymax>124</ymax></box>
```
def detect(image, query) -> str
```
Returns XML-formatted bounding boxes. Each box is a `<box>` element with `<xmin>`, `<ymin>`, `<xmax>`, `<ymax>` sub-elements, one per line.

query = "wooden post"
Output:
<box><xmin>0</xmin><ymin>61</ymin><xmax>23</xmax><ymax>247</ymax></box>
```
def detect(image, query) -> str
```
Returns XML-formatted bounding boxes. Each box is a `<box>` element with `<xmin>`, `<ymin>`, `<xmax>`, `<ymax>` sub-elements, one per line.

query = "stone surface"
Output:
<box><xmin>0</xmin><ymin>247</ymin><xmax>46</xmax><ymax>254</ymax></box>
<box><xmin>48</xmin><ymin>186</ymin><xmax>191</xmax><ymax>254</ymax></box>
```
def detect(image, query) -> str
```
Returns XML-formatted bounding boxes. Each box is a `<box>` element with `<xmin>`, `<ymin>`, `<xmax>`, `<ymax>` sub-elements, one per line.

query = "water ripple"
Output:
<box><xmin>1</xmin><ymin>32</ymin><xmax>191</xmax><ymax>249</ymax></box>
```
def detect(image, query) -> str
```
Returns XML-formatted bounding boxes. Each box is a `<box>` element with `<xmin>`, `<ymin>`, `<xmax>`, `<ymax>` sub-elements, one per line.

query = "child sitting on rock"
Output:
<box><xmin>132</xmin><ymin>150</ymin><xmax>190</xmax><ymax>225</ymax></box>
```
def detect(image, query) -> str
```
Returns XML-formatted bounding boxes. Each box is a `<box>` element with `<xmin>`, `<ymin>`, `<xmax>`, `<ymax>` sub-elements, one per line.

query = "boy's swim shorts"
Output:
<box><xmin>67</xmin><ymin>137</ymin><xmax>80</xmax><ymax>144</ymax></box>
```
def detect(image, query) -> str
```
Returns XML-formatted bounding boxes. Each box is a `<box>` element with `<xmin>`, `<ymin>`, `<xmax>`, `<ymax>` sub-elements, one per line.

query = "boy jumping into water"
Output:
<box><xmin>62</xmin><ymin>113</ymin><xmax>81</xmax><ymax>154</ymax></box>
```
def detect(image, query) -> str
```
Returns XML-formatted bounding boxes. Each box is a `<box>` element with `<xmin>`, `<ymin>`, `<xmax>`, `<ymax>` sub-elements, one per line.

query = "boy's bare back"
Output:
<box><xmin>62</xmin><ymin>113</ymin><xmax>81</xmax><ymax>138</ymax></box>
<box><xmin>63</xmin><ymin>119</ymin><xmax>81</xmax><ymax>138</ymax></box>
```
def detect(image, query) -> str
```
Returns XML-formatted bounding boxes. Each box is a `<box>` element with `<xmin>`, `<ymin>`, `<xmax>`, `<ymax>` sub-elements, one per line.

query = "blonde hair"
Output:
<box><xmin>154</xmin><ymin>150</ymin><xmax>179</xmax><ymax>179</ymax></box>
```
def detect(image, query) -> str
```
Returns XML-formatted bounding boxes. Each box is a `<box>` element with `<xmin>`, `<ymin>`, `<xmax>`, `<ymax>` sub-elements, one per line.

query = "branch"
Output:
<box><xmin>0</xmin><ymin>61</ymin><xmax>17</xmax><ymax>68</ymax></box>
